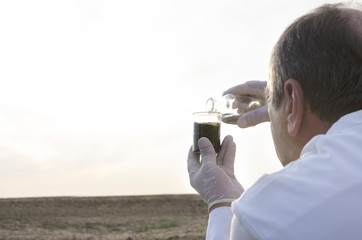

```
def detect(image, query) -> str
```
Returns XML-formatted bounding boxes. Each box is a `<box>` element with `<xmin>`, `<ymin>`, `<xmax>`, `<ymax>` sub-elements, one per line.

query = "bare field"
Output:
<box><xmin>0</xmin><ymin>194</ymin><xmax>208</xmax><ymax>240</ymax></box>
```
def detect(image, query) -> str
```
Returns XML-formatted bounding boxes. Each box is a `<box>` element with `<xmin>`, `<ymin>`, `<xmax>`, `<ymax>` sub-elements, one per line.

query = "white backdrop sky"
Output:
<box><xmin>0</xmin><ymin>0</ymin><xmax>347</xmax><ymax>198</ymax></box>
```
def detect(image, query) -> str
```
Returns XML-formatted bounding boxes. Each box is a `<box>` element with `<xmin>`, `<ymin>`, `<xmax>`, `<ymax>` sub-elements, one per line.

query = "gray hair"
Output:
<box><xmin>269</xmin><ymin>2</ymin><xmax>362</xmax><ymax>123</ymax></box>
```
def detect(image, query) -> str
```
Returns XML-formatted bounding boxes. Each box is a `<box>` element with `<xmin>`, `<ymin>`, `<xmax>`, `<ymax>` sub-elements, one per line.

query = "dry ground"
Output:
<box><xmin>0</xmin><ymin>194</ymin><xmax>208</xmax><ymax>240</ymax></box>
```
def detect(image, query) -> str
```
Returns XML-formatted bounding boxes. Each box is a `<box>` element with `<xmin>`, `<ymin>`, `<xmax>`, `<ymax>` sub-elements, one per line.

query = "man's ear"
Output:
<box><xmin>284</xmin><ymin>79</ymin><xmax>304</xmax><ymax>137</ymax></box>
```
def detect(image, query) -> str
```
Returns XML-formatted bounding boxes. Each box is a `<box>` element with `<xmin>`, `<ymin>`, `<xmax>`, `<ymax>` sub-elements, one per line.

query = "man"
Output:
<box><xmin>188</xmin><ymin>2</ymin><xmax>362</xmax><ymax>239</ymax></box>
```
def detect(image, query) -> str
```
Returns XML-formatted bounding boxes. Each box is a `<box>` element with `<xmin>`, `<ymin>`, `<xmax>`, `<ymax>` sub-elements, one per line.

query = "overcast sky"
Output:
<box><xmin>0</xmin><ymin>0</ymin><xmax>347</xmax><ymax>198</ymax></box>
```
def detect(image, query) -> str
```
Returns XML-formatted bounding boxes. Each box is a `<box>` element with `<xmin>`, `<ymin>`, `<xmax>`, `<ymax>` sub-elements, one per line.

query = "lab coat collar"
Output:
<box><xmin>300</xmin><ymin>109</ymin><xmax>362</xmax><ymax>158</ymax></box>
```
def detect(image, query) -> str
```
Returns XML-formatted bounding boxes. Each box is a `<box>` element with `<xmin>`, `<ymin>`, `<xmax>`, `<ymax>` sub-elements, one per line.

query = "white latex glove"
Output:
<box><xmin>188</xmin><ymin>135</ymin><xmax>244</xmax><ymax>211</ymax></box>
<box><xmin>223</xmin><ymin>80</ymin><xmax>270</xmax><ymax>128</ymax></box>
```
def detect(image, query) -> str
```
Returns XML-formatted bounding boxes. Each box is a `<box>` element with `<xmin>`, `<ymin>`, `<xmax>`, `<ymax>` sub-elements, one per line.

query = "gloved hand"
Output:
<box><xmin>223</xmin><ymin>80</ymin><xmax>269</xmax><ymax>128</ymax></box>
<box><xmin>188</xmin><ymin>135</ymin><xmax>244</xmax><ymax>211</ymax></box>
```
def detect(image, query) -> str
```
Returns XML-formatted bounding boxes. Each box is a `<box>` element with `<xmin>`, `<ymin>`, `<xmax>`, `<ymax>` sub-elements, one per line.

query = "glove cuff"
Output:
<box><xmin>208</xmin><ymin>199</ymin><xmax>235</xmax><ymax>212</ymax></box>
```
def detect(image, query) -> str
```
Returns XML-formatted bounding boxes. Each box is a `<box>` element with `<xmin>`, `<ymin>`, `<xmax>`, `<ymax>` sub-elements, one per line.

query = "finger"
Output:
<box><xmin>217</xmin><ymin>135</ymin><xmax>233</xmax><ymax>165</ymax></box>
<box><xmin>187</xmin><ymin>146</ymin><xmax>201</xmax><ymax>175</ymax></box>
<box><xmin>223</xmin><ymin>81</ymin><xmax>267</xmax><ymax>98</ymax></box>
<box><xmin>198</xmin><ymin>137</ymin><xmax>217</xmax><ymax>166</ymax></box>
<box><xmin>222</xmin><ymin>139</ymin><xmax>236</xmax><ymax>173</ymax></box>
<box><xmin>248</xmin><ymin>100</ymin><xmax>262</xmax><ymax>111</ymax></box>
<box><xmin>237</xmin><ymin>105</ymin><xmax>270</xmax><ymax>128</ymax></box>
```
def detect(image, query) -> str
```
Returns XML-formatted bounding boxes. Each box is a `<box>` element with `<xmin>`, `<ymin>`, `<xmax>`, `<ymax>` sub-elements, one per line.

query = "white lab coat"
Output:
<box><xmin>207</xmin><ymin>110</ymin><xmax>362</xmax><ymax>240</ymax></box>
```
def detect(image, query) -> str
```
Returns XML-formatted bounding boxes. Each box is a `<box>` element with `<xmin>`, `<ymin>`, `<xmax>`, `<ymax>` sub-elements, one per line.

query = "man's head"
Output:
<box><xmin>267</xmin><ymin>3</ymin><xmax>362</xmax><ymax>166</ymax></box>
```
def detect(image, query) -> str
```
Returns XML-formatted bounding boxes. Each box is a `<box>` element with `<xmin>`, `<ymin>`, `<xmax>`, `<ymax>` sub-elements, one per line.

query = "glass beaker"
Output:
<box><xmin>193</xmin><ymin>112</ymin><xmax>221</xmax><ymax>153</ymax></box>
<box><xmin>206</xmin><ymin>94</ymin><xmax>261</xmax><ymax>125</ymax></box>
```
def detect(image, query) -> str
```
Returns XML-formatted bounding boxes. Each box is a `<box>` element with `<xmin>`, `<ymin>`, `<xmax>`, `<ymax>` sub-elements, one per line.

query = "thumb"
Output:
<box><xmin>237</xmin><ymin>105</ymin><xmax>269</xmax><ymax>128</ymax></box>
<box><xmin>198</xmin><ymin>137</ymin><xmax>216</xmax><ymax>165</ymax></box>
